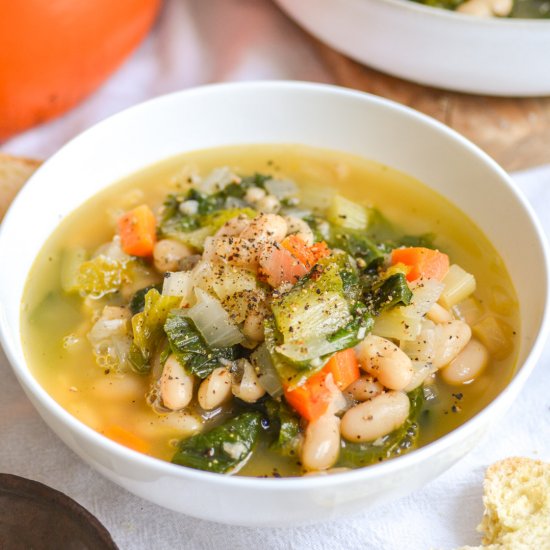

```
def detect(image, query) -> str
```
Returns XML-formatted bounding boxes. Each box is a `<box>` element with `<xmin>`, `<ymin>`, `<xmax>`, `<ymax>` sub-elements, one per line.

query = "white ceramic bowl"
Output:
<box><xmin>274</xmin><ymin>0</ymin><xmax>550</xmax><ymax>96</ymax></box>
<box><xmin>0</xmin><ymin>82</ymin><xmax>548</xmax><ymax>527</ymax></box>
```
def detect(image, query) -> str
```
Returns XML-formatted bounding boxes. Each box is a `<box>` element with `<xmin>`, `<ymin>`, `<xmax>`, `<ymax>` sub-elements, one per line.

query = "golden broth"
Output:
<box><xmin>21</xmin><ymin>144</ymin><xmax>519</xmax><ymax>477</ymax></box>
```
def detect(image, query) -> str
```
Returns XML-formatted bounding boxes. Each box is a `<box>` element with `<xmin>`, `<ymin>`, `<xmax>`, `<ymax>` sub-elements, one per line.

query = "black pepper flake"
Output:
<box><xmin>452</xmin><ymin>392</ymin><xmax>463</xmax><ymax>400</ymax></box>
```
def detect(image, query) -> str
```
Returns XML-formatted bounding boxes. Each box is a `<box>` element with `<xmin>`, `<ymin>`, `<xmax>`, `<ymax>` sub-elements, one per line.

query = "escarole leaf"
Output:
<box><xmin>265</xmin><ymin>400</ymin><xmax>301</xmax><ymax>458</ymax></box>
<box><xmin>337</xmin><ymin>387</ymin><xmax>424</xmax><ymax>469</ymax></box>
<box><xmin>269</xmin><ymin>252</ymin><xmax>371</xmax><ymax>368</ymax></box>
<box><xmin>75</xmin><ymin>256</ymin><xmax>133</xmax><ymax>299</ymax></box>
<box><xmin>128</xmin><ymin>289</ymin><xmax>180</xmax><ymax>373</ymax></box>
<box><xmin>271</xmin><ymin>252</ymin><xmax>351</xmax><ymax>344</ymax></box>
<box><xmin>129</xmin><ymin>283</ymin><xmax>163</xmax><ymax>315</ymax></box>
<box><xmin>172</xmin><ymin>412</ymin><xmax>262</xmax><ymax>473</ymax></box>
<box><xmin>328</xmin><ymin>228</ymin><xmax>385</xmax><ymax>269</ymax></box>
<box><xmin>362</xmin><ymin>272</ymin><xmax>413</xmax><ymax>315</ymax></box>
<box><xmin>164</xmin><ymin>309</ymin><xmax>237</xmax><ymax>379</ymax></box>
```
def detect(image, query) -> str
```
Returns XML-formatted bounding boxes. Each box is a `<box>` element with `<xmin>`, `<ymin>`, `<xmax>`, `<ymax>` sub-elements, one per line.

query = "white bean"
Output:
<box><xmin>242</xmin><ymin>310</ymin><xmax>266</xmax><ymax>342</ymax></box>
<box><xmin>215</xmin><ymin>215</ymin><xmax>251</xmax><ymax>238</ymax></box>
<box><xmin>283</xmin><ymin>215</ymin><xmax>315</xmax><ymax>246</ymax></box>
<box><xmin>341</xmin><ymin>391</ymin><xmax>410</xmax><ymax>443</ymax></box>
<box><xmin>432</xmin><ymin>320</ymin><xmax>472</xmax><ymax>369</ymax></box>
<box><xmin>240</xmin><ymin>214</ymin><xmax>287</xmax><ymax>243</ymax></box>
<box><xmin>356</xmin><ymin>335</ymin><xmax>414</xmax><ymax>391</ymax></box>
<box><xmin>160</xmin><ymin>355</ymin><xmax>194</xmax><ymax>411</ymax></box>
<box><xmin>426</xmin><ymin>303</ymin><xmax>453</xmax><ymax>324</ymax></box>
<box><xmin>256</xmin><ymin>194</ymin><xmax>280</xmax><ymax>214</ymax></box>
<box><xmin>198</xmin><ymin>367</ymin><xmax>233</xmax><ymax>410</ymax></box>
<box><xmin>213</xmin><ymin>236</ymin><xmax>258</xmax><ymax>269</ymax></box>
<box><xmin>232</xmin><ymin>360</ymin><xmax>266</xmax><ymax>403</ymax></box>
<box><xmin>301</xmin><ymin>413</ymin><xmax>341</xmax><ymax>471</ymax></box>
<box><xmin>179</xmin><ymin>200</ymin><xmax>199</xmax><ymax>216</ymax></box>
<box><xmin>440</xmin><ymin>339</ymin><xmax>489</xmax><ymax>385</ymax></box>
<box><xmin>153</xmin><ymin>239</ymin><xmax>194</xmax><ymax>273</ymax></box>
<box><xmin>345</xmin><ymin>375</ymin><xmax>384</xmax><ymax>402</ymax></box>
<box><xmin>244</xmin><ymin>186</ymin><xmax>266</xmax><ymax>204</ymax></box>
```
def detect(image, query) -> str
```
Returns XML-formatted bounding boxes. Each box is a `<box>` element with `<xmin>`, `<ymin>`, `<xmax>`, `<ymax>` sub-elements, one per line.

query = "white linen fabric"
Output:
<box><xmin>1</xmin><ymin>1</ymin><xmax>549</xmax><ymax>548</ymax></box>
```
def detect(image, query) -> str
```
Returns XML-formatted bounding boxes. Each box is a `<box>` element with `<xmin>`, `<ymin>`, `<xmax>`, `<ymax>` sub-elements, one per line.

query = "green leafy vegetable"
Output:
<box><xmin>362</xmin><ymin>273</ymin><xmax>413</xmax><ymax>315</ymax></box>
<box><xmin>269</xmin><ymin>252</ymin><xmax>371</xmax><ymax>368</ymax></box>
<box><xmin>328</xmin><ymin>228</ymin><xmax>385</xmax><ymax>269</ymax></box>
<box><xmin>265</xmin><ymin>400</ymin><xmax>301</xmax><ymax>458</ymax></box>
<box><xmin>128</xmin><ymin>289</ymin><xmax>180</xmax><ymax>373</ymax></box>
<box><xmin>75</xmin><ymin>256</ymin><xmax>132</xmax><ymax>299</ymax></box>
<box><xmin>129</xmin><ymin>283</ymin><xmax>163</xmax><ymax>315</ymax></box>
<box><xmin>337</xmin><ymin>387</ymin><xmax>424</xmax><ymax>468</ymax></box>
<box><xmin>172</xmin><ymin>412</ymin><xmax>262</xmax><ymax>473</ymax></box>
<box><xmin>164</xmin><ymin>310</ymin><xmax>236</xmax><ymax>379</ymax></box>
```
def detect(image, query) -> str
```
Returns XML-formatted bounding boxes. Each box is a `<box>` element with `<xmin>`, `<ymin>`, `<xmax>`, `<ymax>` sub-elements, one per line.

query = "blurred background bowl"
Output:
<box><xmin>274</xmin><ymin>0</ymin><xmax>550</xmax><ymax>96</ymax></box>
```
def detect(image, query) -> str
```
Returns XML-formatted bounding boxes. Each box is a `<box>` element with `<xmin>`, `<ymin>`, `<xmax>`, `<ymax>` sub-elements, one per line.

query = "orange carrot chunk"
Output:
<box><xmin>260</xmin><ymin>236</ymin><xmax>332</xmax><ymax>288</ymax></box>
<box><xmin>284</xmin><ymin>369</ymin><xmax>333</xmax><ymax>422</ymax></box>
<box><xmin>324</xmin><ymin>348</ymin><xmax>360</xmax><ymax>390</ymax></box>
<box><xmin>281</xmin><ymin>235</ymin><xmax>316</xmax><ymax>268</ymax></box>
<box><xmin>284</xmin><ymin>349</ymin><xmax>360</xmax><ymax>421</ymax></box>
<box><xmin>103</xmin><ymin>425</ymin><xmax>150</xmax><ymax>454</ymax></box>
<box><xmin>118</xmin><ymin>204</ymin><xmax>157</xmax><ymax>257</ymax></box>
<box><xmin>391</xmin><ymin>247</ymin><xmax>449</xmax><ymax>282</ymax></box>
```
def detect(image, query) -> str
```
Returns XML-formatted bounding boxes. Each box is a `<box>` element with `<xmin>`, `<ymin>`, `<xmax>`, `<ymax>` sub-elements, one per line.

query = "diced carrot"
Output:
<box><xmin>281</xmin><ymin>235</ymin><xmax>316</xmax><ymax>268</ymax></box>
<box><xmin>284</xmin><ymin>349</ymin><xmax>360</xmax><ymax>421</ymax></box>
<box><xmin>260</xmin><ymin>236</ymin><xmax>332</xmax><ymax>288</ymax></box>
<box><xmin>117</xmin><ymin>204</ymin><xmax>157</xmax><ymax>257</ymax></box>
<box><xmin>284</xmin><ymin>369</ymin><xmax>333</xmax><ymax>422</ymax></box>
<box><xmin>324</xmin><ymin>348</ymin><xmax>360</xmax><ymax>390</ymax></box>
<box><xmin>310</xmin><ymin>241</ymin><xmax>330</xmax><ymax>262</ymax></box>
<box><xmin>102</xmin><ymin>425</ymin><xmax>150</xmax><ymax>454</ymax></box>
<box><xmin>391</xmin><ymin>247</ymin><xmax>449</xmax><ymax>282</ymax></box>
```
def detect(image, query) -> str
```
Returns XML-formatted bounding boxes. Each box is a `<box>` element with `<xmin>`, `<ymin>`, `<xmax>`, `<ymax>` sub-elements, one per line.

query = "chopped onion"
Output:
<box><xmin>162</xmin><ymin>271</ymin><xmax>194</xmax><ymax>304</ymax></box>
<box><xmin>372</xmin><ymin>308</ymin><xmax>422</xmax><ymax>341</ymax></box>
<box><xmin>265</xmin><ymin>178</ymin><xmax>298</xmax><ymax>200</ymax></box>
<box><xmin>401</xmin><ymin>319</ymin><xmax>436</xmax><ymax>362</ymax></box>
<box><xmin>452</xmin><ymin>297</ymin><xmax>483</xmax><ymax>326</ymax></box>
<box><xmin>439</xmin><ymin>264</ymin><xmax>476</xmax><ymax>308</ymax></box>
<box><xmin>198</xmin><ymin>167</ymin><xmax>239</xmax><ymax>195</ymax></box>
<box><xmin>186</xmin><ymin>288</ymin><xmax>243</xmax><ymax>347</ymax></box>
<box><xmin>211</xmin><ymin>265</ymin><xmax>257</xmax><ymax>301</ymax></box>
<box><xmin>280</xmin><ymin>207</ymin><xmax>312</xmax><ymax>219</ymax></box>
<box><xmin>88</xmin><ymin>307</ymin><xmax>132</xmax><ymax>370</ymax></box>
<box><xmin>403</xmin><ymin>277</ymin><xmax>445</xmax><ymax>318</ymax></box>
<box><xmin>250</xmin><ymin>344</ymin><xmax>283</xmax><ymax>398</ymax></box>
<box><xmin>473</xmin><ymin>316</ymin><xmax>512</xmax><ymax>359</ymax></box>
<box><xmin>299</xmin><ymin>184</ymin><xmax>336</xmax><ymax>211</ymax></box>
<box><xmin>93</xmin><ymin>236</ymin><xmax>131</xmax><ymax>263</ymax></box>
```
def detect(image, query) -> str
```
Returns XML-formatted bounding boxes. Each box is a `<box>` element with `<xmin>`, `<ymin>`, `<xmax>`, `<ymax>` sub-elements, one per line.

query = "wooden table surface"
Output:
<box><xmin>313</xmin><ymin>39</ymin><xmax>550</xmax><ymax>172</ymax></box>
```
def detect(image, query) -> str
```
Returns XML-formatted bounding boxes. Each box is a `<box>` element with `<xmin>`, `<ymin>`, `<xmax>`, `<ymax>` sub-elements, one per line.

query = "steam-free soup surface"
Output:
<box><xmin>22</xmin><ymin>144</ymin><xmax>519</xmax><ymax>477</ymax></box>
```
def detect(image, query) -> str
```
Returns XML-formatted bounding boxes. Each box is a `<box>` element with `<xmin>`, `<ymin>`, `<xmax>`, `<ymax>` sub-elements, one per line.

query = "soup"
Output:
<box><xmin>21</xmin><ymin>144</ymin><xmax>519</xmax><ymax>477</ymax></box>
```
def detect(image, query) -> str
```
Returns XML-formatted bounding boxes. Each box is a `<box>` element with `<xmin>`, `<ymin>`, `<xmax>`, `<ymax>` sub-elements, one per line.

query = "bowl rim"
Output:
<box><xmin>365</xmin><ymin>0</ymin><xmax>550</xmax><ymax>28</ymax></box>
<box><xmin>1</xmin><ymin>80</ymin><xmax>549</xmax><ymax>491</ymax></box>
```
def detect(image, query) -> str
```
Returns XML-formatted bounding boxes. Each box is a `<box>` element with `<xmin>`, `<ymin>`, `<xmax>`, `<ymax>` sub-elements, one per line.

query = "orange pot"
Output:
<box><xmin>0</xmin><ymin>0</ymin><xmax>161</xmax><ymax>141</ymax></box>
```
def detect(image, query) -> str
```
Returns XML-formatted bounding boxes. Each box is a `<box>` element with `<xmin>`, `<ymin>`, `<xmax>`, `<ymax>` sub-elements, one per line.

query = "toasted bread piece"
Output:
<box><xmin>479</xmin><ymin>457</ymin><xmax>550</xmax><ymax>549</ymax></box>
<box><xmin>0</xmin><ymin>153</ymin><xmax>41</xmax><ymax>221</ymax></box>
<box><xmin>456</xmin><ymin>457</ymin><xmax>550</xmax><ymax>550</ymax></box>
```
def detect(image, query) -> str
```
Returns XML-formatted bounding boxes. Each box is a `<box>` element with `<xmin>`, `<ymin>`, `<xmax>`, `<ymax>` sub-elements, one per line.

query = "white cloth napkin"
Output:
<box><xmin>1</xmin><ymin>1</ymin><xmax>549</xmax><ymax>548</ymax></box>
